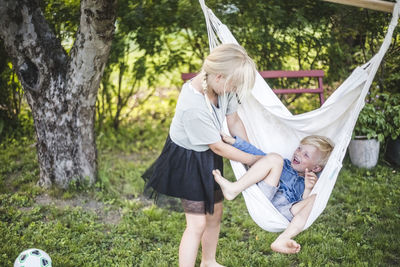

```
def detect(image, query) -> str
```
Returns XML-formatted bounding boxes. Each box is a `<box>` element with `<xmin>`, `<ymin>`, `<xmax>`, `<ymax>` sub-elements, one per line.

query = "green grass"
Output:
<box><xmin>1</xmin><ymin>128</ymin><xmax>399</xmax><ymax>266</ymax></box>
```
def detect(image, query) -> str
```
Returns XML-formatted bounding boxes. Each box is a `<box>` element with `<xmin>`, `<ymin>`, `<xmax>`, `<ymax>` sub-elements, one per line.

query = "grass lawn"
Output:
<box><xmin>0</xmin><ymin>132</ymin><xmax>399</xmax><ymax>266</ymax></box>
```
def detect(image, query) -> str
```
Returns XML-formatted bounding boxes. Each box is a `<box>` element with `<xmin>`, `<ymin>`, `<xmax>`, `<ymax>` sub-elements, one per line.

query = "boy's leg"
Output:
<box><xmin>200</xmin><ymin>202</ymin><xmax>225</xmax><ymax>267</ymax></box>
<box><xmin>213</xmin><ymin>153</ymin><xmax>283</xmax><ymax>200</ymax></box>
<box><xmin>271</xmin><ymin>194</ymin><xmax>316</xmax><ymax>254</ymax></box>
<box><xmin>179</xmin><ymin>212</ymin><xmax>207</xmax><ymax>266</ymax></box>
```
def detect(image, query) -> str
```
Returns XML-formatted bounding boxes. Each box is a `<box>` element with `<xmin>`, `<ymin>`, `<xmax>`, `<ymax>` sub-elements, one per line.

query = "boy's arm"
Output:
<box><xmin>302</xmin><ymin>188</ymin><xmax>312</xmax><ymax>199</ymax></box>
<box><xmin>303</xmin><ymin>168</ymin><xmax>318</xmax><ymax>199</ymax></box>
<box><xmin>231</xmin><ymin>136</ymin><xmax>266</xmax><ymax>156</ymax></box>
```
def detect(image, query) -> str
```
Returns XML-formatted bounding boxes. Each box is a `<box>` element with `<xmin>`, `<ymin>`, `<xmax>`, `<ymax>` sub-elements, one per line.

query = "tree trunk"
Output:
<box><xmin>0</xmin><ymin>0</ymin><xmax>117</xmax><ymax>188</ymax></box>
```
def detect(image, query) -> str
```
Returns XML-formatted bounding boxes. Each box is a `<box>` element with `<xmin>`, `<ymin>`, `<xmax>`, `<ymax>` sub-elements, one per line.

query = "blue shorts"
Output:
<box><xmin>257</xmin><ymin>181</ymin><xmax>294</xmax><ymax>221</ymax></box>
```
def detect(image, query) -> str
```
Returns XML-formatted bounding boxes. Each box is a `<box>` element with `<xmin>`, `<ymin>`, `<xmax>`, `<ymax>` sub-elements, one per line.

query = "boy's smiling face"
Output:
<box><xmin>291</xmin><ymin>144</ymin><xmax>322</xmax><ymax>175</ymax></box>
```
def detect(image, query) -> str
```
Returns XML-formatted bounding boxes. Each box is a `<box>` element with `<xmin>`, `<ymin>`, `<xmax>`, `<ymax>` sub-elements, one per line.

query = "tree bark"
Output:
<box><xmin>0</xmin><ymin>0</ymin><xmax>117</xmax><ymax>188</ymax></box>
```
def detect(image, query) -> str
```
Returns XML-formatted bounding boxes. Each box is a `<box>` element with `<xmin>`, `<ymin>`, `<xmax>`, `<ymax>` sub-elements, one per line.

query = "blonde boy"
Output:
<box><xmin>213</xmin><ymin>135</ymin><xmax>334</xmax><ymax>253</ymax></box>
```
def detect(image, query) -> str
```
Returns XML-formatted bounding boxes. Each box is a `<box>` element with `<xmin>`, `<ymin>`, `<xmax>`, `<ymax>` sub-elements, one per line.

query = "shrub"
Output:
<box><xmin>382</xmin><ymin>93</ymin><xmax>400</xmax><ymax>140</ymax></box>
<box><xmin>353</xmin><ymin>90</ymin><xmax>386</xmax><ymax>141</ymax></box>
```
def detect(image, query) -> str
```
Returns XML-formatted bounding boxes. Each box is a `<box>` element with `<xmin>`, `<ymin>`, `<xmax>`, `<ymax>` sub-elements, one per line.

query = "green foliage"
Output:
<box><xmin>95</xmin><ymin>90</ymin><xmax>177</xmax><ymax>199</ymax></box>
<box><xmin>96</xmin><ymin>151</ymin><xmax>148</xmax><ymax>200</ymax></box>
<box><xmin>0</xmin><ymin>119</ymin><xmax>3</xmax><ymax>136</ymax></box>
<box><xmin>0</xmin><ymin>41</ymin><xmax>27</xmax><ymax>141</ymax></box>
<box><xmin>354</xmin><ymin>90</ymin><xmax>400</xmax><ymax>142</ymax></box>
<box><xmin>40</xmin><ymin>0</ymin><xmax>80</xmax><ymax>52</ymax></box>
<box><xmin>96</xmin><ymin>90</ymin><xmax>177</xmax><ymax>153</ymax></box>
<box><xmin>0</xmin><ymin>138</ymin><xmax>41</xmax><ymax>195</ymax></box>
<box><xmin>354</xmin><ymin>90</ymin><xmax>386</xmax><ymax>142</ymax></box>
<box><xmin>384</xmin><ymin>39</ymin><xmax>400</xmax><ymax>94</ymax></box>
<box><xmin>2</xmin><ymin>0</ymin><xmax>399</xmax><ymax>130</ymax></box>
<box><xmin>284</xmin><ymin>92</ymin><xmax>321</xmax><ymax>114</ymax></box>
<box><xmin>96</xmin><ymin>0</ymin><xmax>201</xmax><ymax>129</ymax></box>
<box><xmin>92</xmin><ymin>0</ymin><xmax>400</xmax><ymax>123</ymax></box>
<box><xmin>382</xmin><ymin>93</ymin><xmax>400</xmax><ymax>140</ymax></box>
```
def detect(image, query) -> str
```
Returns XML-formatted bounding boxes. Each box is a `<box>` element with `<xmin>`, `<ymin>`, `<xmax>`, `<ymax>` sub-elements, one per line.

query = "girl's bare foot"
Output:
<box><xmin>212</xmin><ymin>169</ymin><xmax>239</xmax><ymax>200</ymax></box>
<box><xmin>271</xmin><ymin>236</ymin><xmax>301</xmax><ymax>254</ymax></box>
<box><xmin>200</xmin><ymin>261</ymin><xmax>225</xmax><ymax>267</ymax></box>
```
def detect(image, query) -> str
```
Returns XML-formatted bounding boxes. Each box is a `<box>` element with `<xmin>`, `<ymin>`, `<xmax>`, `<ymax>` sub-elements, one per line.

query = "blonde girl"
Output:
<box><xmin>143</xmin><ymin>43</ymin><xmax>259</xmax><ymax>267</ymax></box>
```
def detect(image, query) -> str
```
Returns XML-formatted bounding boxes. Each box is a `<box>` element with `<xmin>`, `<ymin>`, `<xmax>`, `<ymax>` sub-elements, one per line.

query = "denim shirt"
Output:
<box><xmin>232</xmin><ymin>136</ymin><xmax>305</xmax><ymax>203</ymax></box>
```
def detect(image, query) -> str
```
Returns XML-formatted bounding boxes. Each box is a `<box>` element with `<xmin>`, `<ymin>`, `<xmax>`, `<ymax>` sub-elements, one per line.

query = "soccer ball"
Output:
<box><xmin>14</xmin><ymin>248</ymin><xmax>52</xmax><ymax>267</ymax></box>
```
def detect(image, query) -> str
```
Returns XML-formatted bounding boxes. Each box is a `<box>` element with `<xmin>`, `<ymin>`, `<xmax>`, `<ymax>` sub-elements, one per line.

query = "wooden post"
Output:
<box><xmin>323</xmin><ymin>0</ymin><xmax>395</xmax><ymax>13</ymax></box>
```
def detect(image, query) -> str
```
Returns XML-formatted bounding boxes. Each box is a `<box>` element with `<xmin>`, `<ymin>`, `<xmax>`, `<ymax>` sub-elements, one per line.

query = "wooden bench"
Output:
<box><xmin>182</xmin><ymin>70</ymin><xmax>325</xmax><ymax>105</ymax></box>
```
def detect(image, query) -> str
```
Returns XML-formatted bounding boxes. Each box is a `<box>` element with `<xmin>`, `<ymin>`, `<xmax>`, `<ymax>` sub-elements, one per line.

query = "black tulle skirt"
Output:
<box><xmin>142</xmin><ymin>135</ymin><xmax>223</xmax><ymax>214</ymax></box>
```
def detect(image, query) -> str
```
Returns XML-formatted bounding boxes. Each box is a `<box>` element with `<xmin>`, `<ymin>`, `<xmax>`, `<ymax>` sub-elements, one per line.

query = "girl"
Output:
<box><xmin>143</xmin><ymin>43</ymin><xmax>260</xmax><ymax>267</ymax></box>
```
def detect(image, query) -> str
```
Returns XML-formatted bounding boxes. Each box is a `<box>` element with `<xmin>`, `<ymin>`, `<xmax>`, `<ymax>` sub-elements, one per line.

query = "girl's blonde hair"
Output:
<box><xmin>300</xmin><ymin>135</ymin><xmax>335</xmax><ymax>167</ymax></box>
<box><xmin>202</xmin><ymin>43</ymin><xmax>257</xmax><ymax>102</ymax></box>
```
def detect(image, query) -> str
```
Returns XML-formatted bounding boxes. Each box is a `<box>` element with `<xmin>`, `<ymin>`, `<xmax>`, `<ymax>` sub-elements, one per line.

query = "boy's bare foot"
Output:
<box><xmin>271</xmin><ymin>236</ymin><xmax>301</xmax><ymax>254</ymax></box>
<box><xmin>212</xmin><ymin>169</ymin><xmax>239</xmax><ymax>200</ymax></box>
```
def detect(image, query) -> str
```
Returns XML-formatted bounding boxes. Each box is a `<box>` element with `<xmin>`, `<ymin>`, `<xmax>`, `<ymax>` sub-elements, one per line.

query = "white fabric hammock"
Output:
<box><xmin>199</xmin><ymin>0</ymin><xmax>400</xmax><ymax>232</ymax></box>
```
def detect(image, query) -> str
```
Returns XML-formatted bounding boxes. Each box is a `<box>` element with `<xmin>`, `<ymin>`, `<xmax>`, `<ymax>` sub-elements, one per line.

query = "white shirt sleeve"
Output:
<box><xmin>226</xmin><ymin>93</ymin><xmax>239</xmax><ymax>115</ymax></box>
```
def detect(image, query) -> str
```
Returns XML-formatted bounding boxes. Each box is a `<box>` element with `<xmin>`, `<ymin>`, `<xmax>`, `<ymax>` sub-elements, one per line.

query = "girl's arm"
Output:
<box><xmin>226</xmin><ymin>112</ymin><xmax>249</xmax><ymax>142</ymax></box>
<box><xmin>230</xmin><ymin>136</ymin><xmax>266</xmax><ymax>156</ymax></box>
<box><xmin>209</xmin><ymin>140</ymin><xmax>261</xmax><ymax>166</ymax></box>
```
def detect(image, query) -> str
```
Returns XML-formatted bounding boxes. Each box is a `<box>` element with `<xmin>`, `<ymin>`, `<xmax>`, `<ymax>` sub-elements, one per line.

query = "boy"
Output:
<box><xmin>213</xmin><ymin>134</ymin><xmax>334</xmax><ymax>254</ymax></box>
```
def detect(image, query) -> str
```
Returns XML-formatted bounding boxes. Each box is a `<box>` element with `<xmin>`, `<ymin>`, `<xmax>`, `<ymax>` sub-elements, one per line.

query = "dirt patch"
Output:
<box><xmin>34</xmin><ymin>194</ymin><xmax>122</xmax><ymax>225</ymax></box>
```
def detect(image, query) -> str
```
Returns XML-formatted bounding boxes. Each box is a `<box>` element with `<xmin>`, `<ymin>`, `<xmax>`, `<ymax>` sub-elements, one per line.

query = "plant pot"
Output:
<box><xmin>385</xmin><ymin>137</ymin><xmax>400</xmax><ymax>167</ymax></box>
<box><xmin>348</xmin><ymin>137</ymin><xmax>380</xmax><ymax>169</ymax></box>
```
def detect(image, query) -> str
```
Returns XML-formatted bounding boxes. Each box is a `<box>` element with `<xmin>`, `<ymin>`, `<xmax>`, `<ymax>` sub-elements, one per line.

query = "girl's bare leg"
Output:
<box><xmin>200</xmin><ymin>202</ymin><xmax>225</xmax><ymax>267</ymax></box>
<box><xmin>179</xmin><ymin>212</ymin><xmax>206</xmax><ymax>267</ymax></box>
<box><xmin>213</xmin><ymin>153</ymin><xmax>283</xmax><ymax>200</ymax></box>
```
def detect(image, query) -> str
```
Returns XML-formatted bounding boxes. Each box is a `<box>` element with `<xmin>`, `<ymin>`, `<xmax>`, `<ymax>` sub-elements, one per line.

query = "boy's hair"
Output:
<box><xmin>300</xmin><ymin>135</ymin><xmax>334</xmax><ymax>167</ymax></box>
<box><xmin>202</xmin><ymin>43</ymin><xmax>257</xmax><ymax>102</ymax></box>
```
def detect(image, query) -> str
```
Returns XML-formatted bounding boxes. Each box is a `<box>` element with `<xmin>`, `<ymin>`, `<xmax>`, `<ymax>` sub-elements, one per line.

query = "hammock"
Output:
<box><xmin>199</xmin><ymin>0</ymin><xmax>400</xmax><ymax>232</ymax></box>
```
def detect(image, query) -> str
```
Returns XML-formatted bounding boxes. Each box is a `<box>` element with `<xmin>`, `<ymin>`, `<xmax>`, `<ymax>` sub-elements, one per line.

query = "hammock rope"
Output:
<box><xmin>199</xmin><ymin>0</ymin><xmax>400</xmax><ymax>232</ymax></box>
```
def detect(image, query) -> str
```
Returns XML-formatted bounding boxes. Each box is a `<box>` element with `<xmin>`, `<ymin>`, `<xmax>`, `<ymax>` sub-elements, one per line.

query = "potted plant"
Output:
<box><xmin>382</xmin><ymin>93</ymin><xmax>400</xmax><ymax>166</ymax></box>
<box><xmin>349</xmin><ymin>91</ymin><xmax>386</xmax><ymax>168</ymax></box>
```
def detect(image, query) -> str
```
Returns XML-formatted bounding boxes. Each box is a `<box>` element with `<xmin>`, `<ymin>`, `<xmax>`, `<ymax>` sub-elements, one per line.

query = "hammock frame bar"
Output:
<box><xmin>323</xmin><ymin>0</ymin><xmax>395</xmax><ymax>13</ymax></box>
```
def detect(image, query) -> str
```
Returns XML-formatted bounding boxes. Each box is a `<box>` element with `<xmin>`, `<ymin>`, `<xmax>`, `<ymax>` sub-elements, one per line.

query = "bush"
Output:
<box><xmin>353</xmin><ymin>90</ymin><xmax>386</xmax><ymax>142</ymax></box>
<box><xmin>382</xmin><ymin>93</ymin><xmax>400</xmax><ymax>140</ymax></box>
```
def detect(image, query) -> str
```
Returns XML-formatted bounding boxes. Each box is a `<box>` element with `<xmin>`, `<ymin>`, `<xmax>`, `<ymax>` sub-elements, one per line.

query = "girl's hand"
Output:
<box><xmin>220</xmin><ymin>132</ymin><xmax>235</xmax><ymax>145</ymax></box>
<box><xmin>305</xmin><ymin>168</ymin><xmax>318</xmax><ymax>190</ymax></box>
